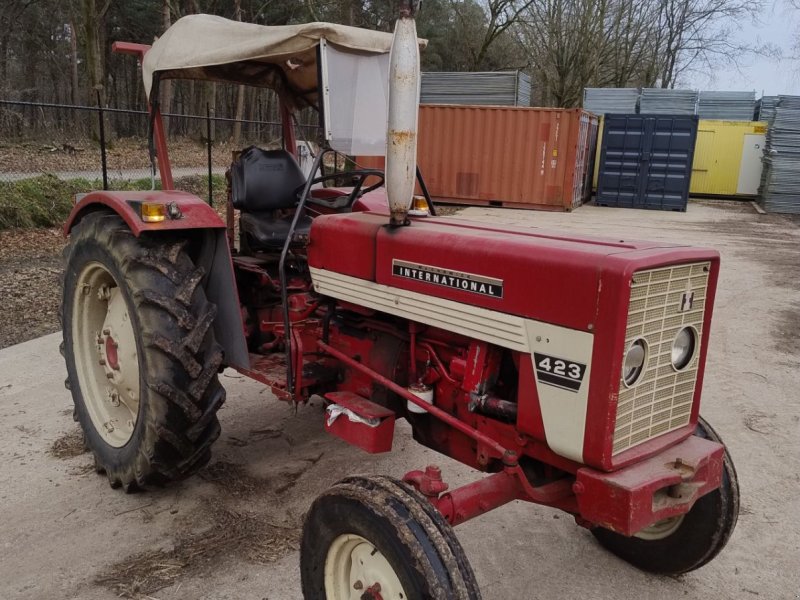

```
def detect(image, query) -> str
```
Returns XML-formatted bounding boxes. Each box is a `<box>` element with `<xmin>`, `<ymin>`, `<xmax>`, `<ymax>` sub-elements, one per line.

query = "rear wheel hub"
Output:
<box><xmin>73</xmin><ymin>262</ymin><xmax>141</xmax><ymax>448</ymax></box>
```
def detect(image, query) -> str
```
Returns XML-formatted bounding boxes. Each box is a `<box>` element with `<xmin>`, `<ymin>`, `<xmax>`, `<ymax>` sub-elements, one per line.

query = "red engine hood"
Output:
<box><xmin>308</xmin><ymin>211</ymin><xmax>717</xmax><ymax>332</ymax></box>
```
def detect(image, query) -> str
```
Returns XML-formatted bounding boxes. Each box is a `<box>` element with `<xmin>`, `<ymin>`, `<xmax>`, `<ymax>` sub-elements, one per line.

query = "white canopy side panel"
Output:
<box><xmin>321</xmin><ymin>41</ymin><xmax>390</xmax><ymax>156</ymax></box>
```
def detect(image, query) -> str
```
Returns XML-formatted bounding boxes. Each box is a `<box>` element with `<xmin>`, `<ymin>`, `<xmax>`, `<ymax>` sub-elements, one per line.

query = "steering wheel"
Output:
<box><xmin>301</xmin><ymin>169</ymin><xmax>385</xmax><ymax>210</ymax></box>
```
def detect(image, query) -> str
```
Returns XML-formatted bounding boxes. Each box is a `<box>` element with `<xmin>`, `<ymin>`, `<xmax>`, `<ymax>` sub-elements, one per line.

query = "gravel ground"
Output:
<box><xmin>0</xmin><ymin>199</ymin><xmax>798</xmax><ymax>599</ymax></box>
<box><xmin>0</xmin><ymin>227</ymin><xmax>66</xmax><ymax>348</ymax></box>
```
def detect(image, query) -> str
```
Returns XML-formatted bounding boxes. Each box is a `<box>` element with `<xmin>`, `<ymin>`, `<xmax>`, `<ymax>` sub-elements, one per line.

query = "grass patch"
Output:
<box><xmin>0</xmin><ymin>174</ymin><xmax>227</xmax><ymax>230</ymax></box>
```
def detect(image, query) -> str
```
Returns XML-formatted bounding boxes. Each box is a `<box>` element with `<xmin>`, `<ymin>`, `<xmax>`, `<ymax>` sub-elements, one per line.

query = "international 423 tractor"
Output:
<box><xmin>60</xmin><ymin>3</ymin><xmax>739</xmax><ymax>598</ymax></box>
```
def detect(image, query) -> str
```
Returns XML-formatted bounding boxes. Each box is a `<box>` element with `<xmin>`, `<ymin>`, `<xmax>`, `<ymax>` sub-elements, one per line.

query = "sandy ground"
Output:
<box><xmin>0</xmin><ymin>200</ymin><xmax>798</xmax><ymax>600</ymax></box>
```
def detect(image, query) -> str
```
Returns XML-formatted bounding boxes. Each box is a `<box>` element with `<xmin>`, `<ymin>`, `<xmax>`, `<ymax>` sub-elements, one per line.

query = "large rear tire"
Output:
<box><xmin>301</xmin><ymin>475</ymin><xmax>481</xmax><ymax>600</ymax></box>
<box><xmin>591</xmin><ymin>416</ymin><xmax>739</xmax><ymax>574</ymax></box>
<box><xmin>62</xmin><ymin>212</ymin><xmax>225</xmax><ymax>491</ymax></box>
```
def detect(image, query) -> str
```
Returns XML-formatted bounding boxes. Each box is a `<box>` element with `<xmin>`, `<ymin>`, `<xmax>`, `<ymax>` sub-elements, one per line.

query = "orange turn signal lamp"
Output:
<box><xmin>408</xmin><ymin>195</ymin><xmax>430</xmax><ymax>217</ymax></box>
<box><xmin>141</xmin><ymin>202</ymin><xmax>167</xmax><ymax>223</ymax></box>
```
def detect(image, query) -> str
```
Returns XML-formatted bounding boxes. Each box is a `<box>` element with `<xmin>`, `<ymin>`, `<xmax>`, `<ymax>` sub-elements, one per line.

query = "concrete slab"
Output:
<box><xmin>0</xmin><ymin>200</ymin><xmax>798</xmax><ymax>599</ymax></box>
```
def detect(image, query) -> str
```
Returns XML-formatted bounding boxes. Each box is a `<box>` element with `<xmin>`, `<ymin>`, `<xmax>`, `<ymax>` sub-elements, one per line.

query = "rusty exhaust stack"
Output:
<box><xmin>386</xmin><ymin>0</ymin><xmax>421</xmax><ymax>227</ymax></box>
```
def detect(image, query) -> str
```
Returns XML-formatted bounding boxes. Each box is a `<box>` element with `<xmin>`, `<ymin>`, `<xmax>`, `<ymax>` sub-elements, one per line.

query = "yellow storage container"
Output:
<box><xmin>691</xmin><ymin>120</ymin><xmax>766</xmax><ymax>196</ymax></box>
<box><xmin>592</xmin><ymin>118</ymin><xmax>766</xmax><ymax>197</ymax></box>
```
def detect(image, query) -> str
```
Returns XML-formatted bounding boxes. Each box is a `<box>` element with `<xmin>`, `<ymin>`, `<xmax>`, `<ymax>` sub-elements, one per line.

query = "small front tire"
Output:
<box><xmin>591</xmin><ymin>416</ymin><xmax>739</xmax><ymax>574</ymax></box>
<box><xmin>301</xmin><ymin>475</ymin><xmax>481</xmax><ymax>600</ymax></box>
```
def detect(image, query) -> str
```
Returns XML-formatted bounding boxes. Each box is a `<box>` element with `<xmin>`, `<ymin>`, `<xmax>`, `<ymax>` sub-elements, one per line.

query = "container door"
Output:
<box><xmin>596</xmin><ymin>114</ymin><xmax>648</xmax><ymax>208</ymax></box>
<box><xmin>641</xmin><ymin>115</ymin><xmax>698</xmax><ymax>211</ymax></box>
<box><xmin>571</xmin><ymin>114</ymin><xmax>590</xmax><ymax>208</ymax></box>
<box><xmin>596</xmin><ymin>114</ymin><xmax>697</xmax><ymax>210</ymax></box>
<box><xmin>691</xmin><ymin>126</ymin><xmax>715</xmax><ymax>195</ymax></box>
<box><xmin>736</xmin><ymin>133</ymin><xmax>766</xmax><ymax>195</ymax></box>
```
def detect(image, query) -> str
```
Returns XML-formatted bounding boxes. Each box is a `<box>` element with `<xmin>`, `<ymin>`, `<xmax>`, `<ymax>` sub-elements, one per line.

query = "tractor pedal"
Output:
<box><xmin>323</xmin><ymin>391</ymin><xmax>395</xmax><ymax>454</ymax></box>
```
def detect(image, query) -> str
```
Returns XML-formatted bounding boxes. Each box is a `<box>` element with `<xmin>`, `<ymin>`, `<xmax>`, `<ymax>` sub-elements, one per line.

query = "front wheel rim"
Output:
<box><xmin>72</xmin><ymin>261</ymin><xmax>141</xmax><ymax>448</ymax></box>
<box><xmin>634</xmin><ymin>514</ymin><xmax>685</xmax><ymax>540</ymax></box>
<box><xmin>324</xmin><ymin>533</ymin><xmax>408</xmax><ymax>600</ymax></box>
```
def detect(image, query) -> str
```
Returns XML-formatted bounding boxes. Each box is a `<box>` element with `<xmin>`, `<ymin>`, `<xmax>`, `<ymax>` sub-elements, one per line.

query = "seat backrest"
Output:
<box><xmin>231</xmin><ymin>147</ymin><xmax>307</xmax><ymax>212</ymax></box>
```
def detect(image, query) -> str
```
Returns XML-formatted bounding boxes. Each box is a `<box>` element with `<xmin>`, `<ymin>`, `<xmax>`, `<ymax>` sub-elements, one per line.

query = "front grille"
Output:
<box><xmin>612</xmin><ymin>262</ymin><xmax>710</xmax><ymax>455</ymax></box>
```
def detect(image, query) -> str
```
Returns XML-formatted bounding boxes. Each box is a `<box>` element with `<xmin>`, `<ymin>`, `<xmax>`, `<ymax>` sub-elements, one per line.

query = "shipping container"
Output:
<box><xmin>420</xmin><ymin>105</ymin><xmax>599</xmax><ymax>210</ymax></box>
<box><xmin>691</xmin><ymin>120</ymin><xmax>766</xmax><ymax>197</ymax></box>
<box><xmin>596</xmin><ymin>114</ymin><xmax>698</xmax><ymax>211</ymax></box>
<box><xmin>358</xmin><ymin>105</ymin><xmax>598</xmax><ymax>211</ymax></box>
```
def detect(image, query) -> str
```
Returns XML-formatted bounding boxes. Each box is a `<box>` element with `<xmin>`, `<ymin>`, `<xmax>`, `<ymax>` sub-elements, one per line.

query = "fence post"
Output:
<box><xmin>96</xmin><ymin>90</ymin><xmax>108</xmax><ymax>190</ymax></box>
<box><xmin>206</xmin><ymin>102</ymin><xmax>212</xmax><ymax>206</ymax></box>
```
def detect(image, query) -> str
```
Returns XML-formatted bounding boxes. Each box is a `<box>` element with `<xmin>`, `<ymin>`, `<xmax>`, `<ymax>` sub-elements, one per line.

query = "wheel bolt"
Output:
<box><xmin>103</xmin><ymin>328</ymin><xmax>110</xmax><ymax>335</ymax></box>
<box><xmin>106</xmin><ymin>372</ymin><xmax>114</xmax><ymax>379</ymax></box>
<box><xmin>99</xmin><ymin>358</ymin><xmax>106</xmax><ymax>366</ymax></box>
<box><xmin>353</xmin><ymin>581</ymin><xmax>363</xmax><ymax>590</ymax></box>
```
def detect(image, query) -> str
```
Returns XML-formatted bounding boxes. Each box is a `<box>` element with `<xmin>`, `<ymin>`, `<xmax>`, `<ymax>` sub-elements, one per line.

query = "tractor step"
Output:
<box><xmin>323</xmin><ymin>391</ymin><xmax>396</xmax><ymax>454</ymax></box>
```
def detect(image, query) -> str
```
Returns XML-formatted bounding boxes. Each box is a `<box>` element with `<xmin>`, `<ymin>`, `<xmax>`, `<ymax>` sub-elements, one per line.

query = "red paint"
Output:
<box><xmin>575</xmin><ymin>434</ymin><xmax>724</xmax><ymax>536</ymax></box>
<box><xmin>307</xmin><ymin>211</ymin><xmax>386</xmax><ymax>280</ymax></box>
<box><xmin>64</xmin><ymin>190</ymin><xmax>225</xmax><ymax>236</ymax></box>
<box><xmin>324</xmin><ymin>391</ymin><xmax>396</xmax><ymax>454</ymax></box>
<box><xmin>318</xmin><ymin>340</ymin><xmax>511</xmax><ymax>460</ymax></box>
<box><xmin>105</xmin><ymin>337</ymin><xmax>119</xmax><ymax>371</ymax></box>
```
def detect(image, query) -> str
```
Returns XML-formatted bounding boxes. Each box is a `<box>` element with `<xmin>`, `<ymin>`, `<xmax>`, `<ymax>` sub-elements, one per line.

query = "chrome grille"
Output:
<box><xmin>612</xmin><ymin>262</ymin><xmax>710</xmax><ymax>455</ymax></box>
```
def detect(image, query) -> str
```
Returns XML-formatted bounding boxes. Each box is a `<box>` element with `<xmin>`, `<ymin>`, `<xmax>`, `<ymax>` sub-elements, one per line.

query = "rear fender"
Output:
<box><xmin>64</xmin><ymin>190</ymin><xmax>225</xmax><ymax>236</ymax></box>
<box><xmin>64</xmin><ymin>190</ymin><xmax>249</xmax><ymax>370</ymax></box>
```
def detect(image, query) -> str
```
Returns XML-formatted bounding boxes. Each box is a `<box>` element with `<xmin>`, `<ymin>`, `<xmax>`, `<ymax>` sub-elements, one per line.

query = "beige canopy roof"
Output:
<box><xmin>142</xmin><ymin>14</ymin><xmax>421</xmax><ymax>111</ymax></box>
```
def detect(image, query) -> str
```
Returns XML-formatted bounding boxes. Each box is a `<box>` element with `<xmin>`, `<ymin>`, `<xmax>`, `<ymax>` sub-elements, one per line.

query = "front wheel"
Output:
<box><xmin>591</xmin><ymin>416</ymin><xmax>740</xmax><ymax>574</ymax></box>
<box><xmin>301</xmin><ymin>475</ymin><xmax>481</xmax><ymax>600</ymax></box>
<box><xmin>62</xmin><ymin>212</ymin><xmax>225</xmax><ymax>491</ymax></box>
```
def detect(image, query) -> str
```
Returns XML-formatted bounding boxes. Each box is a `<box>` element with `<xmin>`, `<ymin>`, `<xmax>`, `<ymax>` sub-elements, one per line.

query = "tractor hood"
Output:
<box><xmin>141</xmin><ymin>14</ymin><xmax>425</xmax><ymax>111</ymax></box>
<box><xmin>307</xmin><ymin>211</ymin><xmax>719</xmax><ymax>334</ymax></box>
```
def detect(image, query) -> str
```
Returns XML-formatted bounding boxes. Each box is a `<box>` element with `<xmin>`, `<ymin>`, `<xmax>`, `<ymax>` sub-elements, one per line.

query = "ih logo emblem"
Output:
<box><xmin>679</xmin><ymin>291</ymin><xmax>695</xmax><ymax>312</ymax></box>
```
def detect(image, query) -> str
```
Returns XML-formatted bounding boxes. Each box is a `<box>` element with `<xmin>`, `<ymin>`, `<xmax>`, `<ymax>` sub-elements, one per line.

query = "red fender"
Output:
<box><xmin>64</xmin><ymin>190</ymin><xmax>225</xmax><ymax>236</ymax></box>
<box><xmin>63</xmin><ymin>189</ymin><xmax>249</xmax><ymax>370</ymax></box>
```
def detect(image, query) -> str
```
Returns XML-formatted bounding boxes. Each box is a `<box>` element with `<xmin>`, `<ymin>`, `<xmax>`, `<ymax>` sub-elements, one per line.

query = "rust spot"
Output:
<box><xmin>388</xmin><ymin>130</ymin><xmax>417</xmax><ymax>145</ymax></box>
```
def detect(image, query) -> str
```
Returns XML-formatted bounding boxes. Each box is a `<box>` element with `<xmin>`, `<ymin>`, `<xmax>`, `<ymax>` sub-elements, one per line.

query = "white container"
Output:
<box><xmin>406</xmin><ymin>383</ymin><xmax>433</xmax><ymax>414</ymax></box>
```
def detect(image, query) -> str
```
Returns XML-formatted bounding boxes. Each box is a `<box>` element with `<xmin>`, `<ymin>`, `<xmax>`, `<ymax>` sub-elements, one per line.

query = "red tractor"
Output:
<box><xmin>61</xmin><ymin>4</ymin><xmax>738</xmax><ymax>598</ymax></box>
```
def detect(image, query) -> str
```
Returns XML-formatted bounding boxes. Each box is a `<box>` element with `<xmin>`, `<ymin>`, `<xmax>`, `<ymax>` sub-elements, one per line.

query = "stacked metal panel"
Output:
<box><xmin>697</xmin><ymin>91</ymin><xmax>756</xmax><ymax>120</ymax></box>
<box><xmin>583</xmin><ymin>88</ymin><xmax>639</xmax><ymax>115</ymax></box>
<box><xmin>759</xmin><ymin>96</ymin><xmax>800</xmax><ymax>213</ymax></box>
<box><xmin>420</xmin><ymin>71</ymin><xmax>531</xmax><ymax>106</ymax></box>
<box><xmin>756</xmin><ymin>96</ymin><xmax>778</xmax><ymax>122</ymax></box>
<box><xmin>639</xmin><ymin>88</ymin><xmax>698</xmax><ymax>115</ymax></box>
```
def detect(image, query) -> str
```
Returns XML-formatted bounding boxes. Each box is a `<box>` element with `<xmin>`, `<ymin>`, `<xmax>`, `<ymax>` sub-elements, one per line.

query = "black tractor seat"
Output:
<box><xmin>231</xmin><ymin>147</ymin><xmax>309</xmax><ymax>252</ymax></box>
<box><xmin>239</xmin><ymin>211</ymin><xmax>312</xmax><ymax>250</ymax></box>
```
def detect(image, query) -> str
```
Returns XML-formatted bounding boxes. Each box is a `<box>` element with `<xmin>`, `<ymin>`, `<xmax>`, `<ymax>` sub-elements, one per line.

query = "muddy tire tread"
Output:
<box><xmin>61</xmin><ymin>211</ymin><xmax>224</xmax><ymax>491</ymax></box>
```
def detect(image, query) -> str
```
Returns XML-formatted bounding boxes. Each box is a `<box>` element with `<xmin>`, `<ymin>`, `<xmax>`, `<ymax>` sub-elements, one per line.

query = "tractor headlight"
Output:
<box><xmin>671</xmin><ymin>327</ymin><xmax>697</xmax><ymax>371</ymax></box>
<box><xmin>622</xmin><ymin>338</ymin><xmax>648</xmax><ymax>387</ymax></box>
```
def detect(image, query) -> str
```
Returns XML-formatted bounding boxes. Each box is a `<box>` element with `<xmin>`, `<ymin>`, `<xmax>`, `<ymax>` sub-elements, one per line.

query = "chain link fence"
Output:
<box><xmin>0</xmin><ymin>99</ymin><xmax>321</xmax><ymax>202</ymax></box>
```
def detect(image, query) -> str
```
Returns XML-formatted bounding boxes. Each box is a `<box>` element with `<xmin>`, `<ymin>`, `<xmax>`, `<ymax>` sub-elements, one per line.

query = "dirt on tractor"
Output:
<box><xmin>1</xmin><ymin>200</ymin><xmax>798</xmax><ymax>600</ymax></box>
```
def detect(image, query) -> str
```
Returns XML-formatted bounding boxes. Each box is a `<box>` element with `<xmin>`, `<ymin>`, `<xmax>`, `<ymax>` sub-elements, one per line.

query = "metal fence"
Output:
<box><xmin>0</xmin><ymin>99</ymin><xmax>321</xmax><ymax>203</ymax></box>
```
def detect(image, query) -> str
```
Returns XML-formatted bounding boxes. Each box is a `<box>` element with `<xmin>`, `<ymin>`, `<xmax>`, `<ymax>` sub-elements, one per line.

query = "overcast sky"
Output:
<box><xmin>685</xmin><ymin>0</ymin><xmax>800</xmax><ymax>96</ymax></box>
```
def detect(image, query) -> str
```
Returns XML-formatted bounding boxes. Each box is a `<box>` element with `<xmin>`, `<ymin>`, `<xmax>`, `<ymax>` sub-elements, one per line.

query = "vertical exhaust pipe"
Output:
<box><xmin>386</xmin><ymin>0</ymin><xmax>421</xmax><ymax>226</ymax></box>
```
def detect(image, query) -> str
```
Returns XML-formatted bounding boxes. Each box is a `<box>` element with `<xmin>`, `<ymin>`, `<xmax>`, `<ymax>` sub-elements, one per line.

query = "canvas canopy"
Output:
<box><xmin>142</xmin><ymin>14</ymin><xmax>420</xmax><ymax>111</ymax></box>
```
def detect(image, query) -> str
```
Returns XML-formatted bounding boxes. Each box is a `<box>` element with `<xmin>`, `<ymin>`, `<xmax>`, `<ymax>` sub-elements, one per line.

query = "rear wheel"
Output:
<box><xmin>591</xmin><ymin>416</ymin><xmax>739</xmax><ymax>574</ymax></box>
<box><xmin>62</xmin><ymin>212</ymin><xmax>225</xmax><ymax>490</ymax></box>
<box><xmin>301</xmin><ymin>475</ymin><xmax>481</xmax><ymax>600</ymax></box>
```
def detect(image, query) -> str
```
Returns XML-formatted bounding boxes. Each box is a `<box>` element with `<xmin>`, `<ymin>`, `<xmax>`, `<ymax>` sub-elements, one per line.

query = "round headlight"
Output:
<box><xmin>623</xmin><ymin>338</ymin><xmax>648</xmax><ymax>387</ymax></box>
<box><xmin>671</xmin><ymin>326</ymin><xmax>697</xmax><ymax>370</ymax></box>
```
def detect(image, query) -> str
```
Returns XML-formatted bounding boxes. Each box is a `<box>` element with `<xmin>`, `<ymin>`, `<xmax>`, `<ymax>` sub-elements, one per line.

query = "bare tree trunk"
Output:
<box><xmin>161</xmin><ymin>0</ymin><xmax>173</xmax><ymax>134</ymax></box>
<box><xmin>69</xmin><ymin>21</ymin><xmax>80</xmax><ymax>105</ymax></box>
<box><xmin>232</xmin><ymin>0</ymin><xmax>246</xmax><ymax>146</ymax></box>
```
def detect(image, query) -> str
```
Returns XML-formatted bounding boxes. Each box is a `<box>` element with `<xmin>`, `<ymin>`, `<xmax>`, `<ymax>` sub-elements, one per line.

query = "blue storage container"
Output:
<box><xmin>596</xmin><ymin>114</ymin><xmax>698</xmax><ymax>211</ymax></box>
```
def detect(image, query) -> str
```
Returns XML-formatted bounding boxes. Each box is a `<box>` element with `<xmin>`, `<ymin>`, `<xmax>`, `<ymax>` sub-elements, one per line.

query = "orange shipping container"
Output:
<box><xmin>358</xmin><ymin>105</ymin><xmax>599</xmax><ymax>211</ymax></box>
<box><xmin>417</xmin><ymin>105</ymin><xmax>597</xmax><ymax>210</ymax></box>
